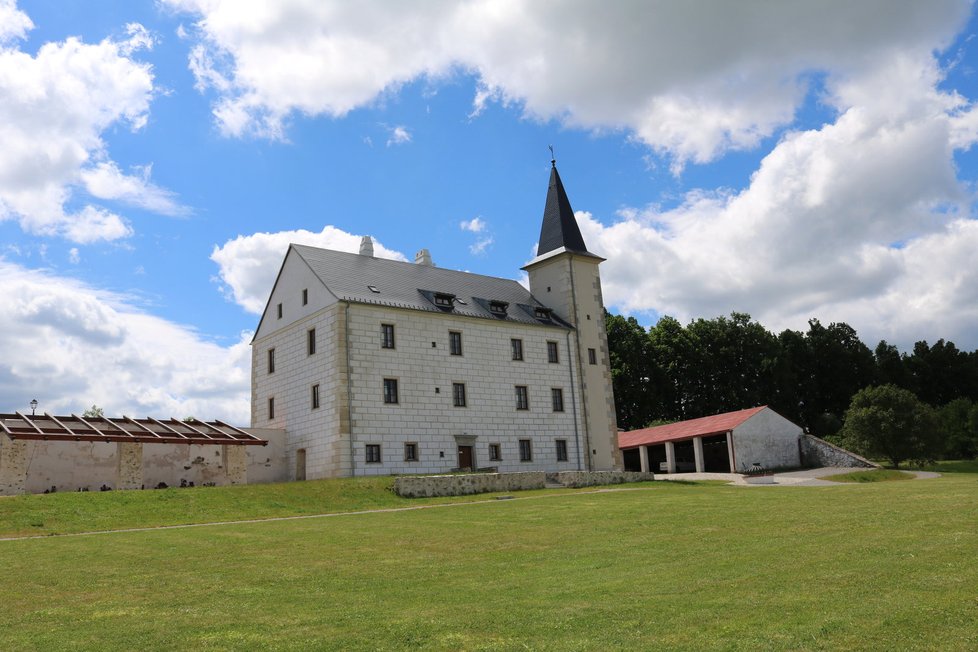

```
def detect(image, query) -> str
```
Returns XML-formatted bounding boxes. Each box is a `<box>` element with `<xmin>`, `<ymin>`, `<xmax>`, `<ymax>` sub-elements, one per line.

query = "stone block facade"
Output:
<box><xmin>393</xmin><ymin>472</ymin><xmax>547</xmax><ymax>497</ymax></box>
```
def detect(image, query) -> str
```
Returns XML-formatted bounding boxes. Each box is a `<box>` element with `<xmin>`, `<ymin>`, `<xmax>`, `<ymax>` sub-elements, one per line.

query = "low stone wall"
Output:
<box><xmin>393</xmin><ymin>472</ymin><xmax>546</xmax><ymax>498</ymax></box>
<box><xmin>800</xmin><ymin>434</ymin><xmax>878</xmax><ymax>469</ymax></box>
<box><xmin>553</xmin><ymin>470</ymin><xmax>655</xmax><ymax>488</ymax></box>
<box><xmin>393</xmin><ymin>470</ymin><xmax>655</xmax><ymax>497</ymax></box>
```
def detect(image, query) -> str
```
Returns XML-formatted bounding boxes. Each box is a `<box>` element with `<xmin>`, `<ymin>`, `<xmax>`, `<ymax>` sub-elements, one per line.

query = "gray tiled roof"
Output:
<box><xmin>293</xmin><ymin>245</ymin><xmax>571</xmax><ymax>329</ymax></box>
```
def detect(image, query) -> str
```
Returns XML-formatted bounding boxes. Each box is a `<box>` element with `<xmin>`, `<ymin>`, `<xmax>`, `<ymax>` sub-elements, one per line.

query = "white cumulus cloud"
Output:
<box><xmin>386</xmin><ymin>125</ymin><xmax>412</xmax><ymax>147</ymax></box>
<box><xmin>0</xmin><ymin>5</ymin><xmax>182</xmax><ymax>243</ymax></box>
<box><xmin>0</xmin><ymin>259</ymin><xmax>251</xmax><ymax>422</ymax></box>
<box><xmin>460</xmin><ymin>217</ymin><xmax>486</xmax><ymax>233</ymax></box>
<box><xmin>211</xmin><ymin>226</ymin><xmax>407</xmax><ymax>314</ymax></box>
<box><xmin>165</xmin><ymin>0</ymin><xmax>970</xmax><ymax>169</ymax></box>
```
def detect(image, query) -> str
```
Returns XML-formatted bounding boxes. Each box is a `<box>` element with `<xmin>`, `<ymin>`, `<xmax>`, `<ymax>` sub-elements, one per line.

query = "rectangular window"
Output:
<box><xmin>404</xmin><ymin>442</ymin><xmax>418</xmax><ymax>462</ymax></box>
<box><xmin>267</xmin><ymin>348</ymin><xmax>275</xmax><ymax>374</ymax></box>
<box><xmin>556</xmin><ymin>439</ymin><xmax>568</xmax><ymax>462</ymax></box>
<box><xmin>311</xmin><ymin>384</ymin><xmax>320</xmax><ymax>409</ymax></box>
<box><xmin>381</xmin><ymin>323</ymin><xmax>395</xmax><ymax>349</ymax></box>
<box><xmin>302</xmin><ymin>288</ymin><xmax>308</xmax><ymax>305</ymax></box>
<box><xmin>277</xmin><ymin>302</ymin><xmax>282</xmax><ymax>319</ymax></box>
<box><xmin>268</xmin><ymin>397</ymin><xmax>275</xmax><ymax>420</ymax></box>
<box><xmin>366</xmin><ymin>444</ymin><xmax>381</xmax><ymax>463</ymax></box>
<box><xmin>511</xmin><ymin>338</ymin><xmax>523</xmax><ymax>361</ymax></box>
<box><xmin>515</xmin><ymin>385</ymin><xmax>529</xmax><ymax>410</ymax></box>
<box><xmin>547</xmin><ymin>341</ymin><xmax>559</xmax><ymax>363</ymax></box>
<box><xmin>383</xmin><ymin>378</ymin><xmax>399</xmax><ymax>404</ymax></box>
<box><xmin>552</xmin><ymin>388</ymin><xmax>564</xmax><ymax>412</ymax></box>
<box><xmin>488</xmin><ymin>443</ymin><xmax>501</xmax><ymax>461</ymax></box>
<box><xmin>452</xmin><ymin>382</ymin><xmax>467</xmax><ymax>407</ymax></box>
<box><xmin>588</xmin><ymin>348</ymin><xmax>597</xmax><ymax>365</ymax></box>
<box><xmin>307</xmin><ymin>328</ymin><xmax>316</xmax><ymax>355</ymax></box>
<box><xmin>519</xmin><ymin>439</ymin><xmax>532</xmax><ymax>462</ymax></box>
<box><xmin>449</xmin><ymin>331</ymin><xmax>462</xmax><ymax>356</ymax></box>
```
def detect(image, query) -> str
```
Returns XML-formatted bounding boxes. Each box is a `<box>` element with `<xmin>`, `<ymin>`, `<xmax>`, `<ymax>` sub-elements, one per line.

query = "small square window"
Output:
<box><xmin>277</xmin><ymin>303</ymin><xmax>283</xmax><ymax>319</ymax></box>
<box><xmin>452</xmin><ymin>382</ymin><xmax>466</xmax><ymax>407</ymax></box>
<box><xmin>311</xmin><ymin>384</ymin><xmax>320</xmax><ymax>409</ymax></box>
<box><xmin>511</xmin><ymin>338</ymin><xmax>523</xmax><ymax>361</ymax></box>
<box><xmin>488</xmin><ymin>443</ymin><xmax>501</xmax><ymax>461</ymax></box>
<box><xmin>302</xmin><ymin>288</ymin><xmax>308</xmax><ymax>305</ymax></box>
<box><xmin>383</xmin><ymin>378</ymin><xmax>399</xmax><ymax>404</ymax></box>
<box><xmin>366</xmin><ymin>444</ymin><xmax>381</xmax><ymax>463</ymax></box>
<box><xmin>382</xmin><ymin>323</ymin><xmax>395</xmax><ymax>349</ymax></box>
<box><xmin>552</xmin><ymin>388</ymin><xmax>564</xmax><ymax>412</ymax></box>
<box><xmin>307</xmin><ymin>328</ymin><xmax>316</xmax><ymax>355</ymax></box>
<box><xmin>515</xmin><ymin>385</ymin><xmax>529</xmax><ymax>410</ymax></box>
<box><xmin>556</xmin><ymin>439</ymin><xmax>568</xmax><ymax>462</ymax></box>
<box><xmin>268</xmin><ymin>397</ymin><xmax>275</xmax><ymax>420</ymax></box>
<box><xmin>588</xmin><ymin>348</ymin><xmax>597</xmax><ymax>365</ymax></box>
<box><xmin>519</xmin><ymin>439</ymin><xmax>532</xmax><ymax>462</ymax></box>
<box><xmin>547</xmin><ymin>341</ymin><xmax>559</xmax><ymax>363</ymax></box>
<box><xmin>267</xmin><ymin>348</ymin><xmax>276</xmax><ymax>374</ymax></box>
<box><xmin>404</xmin><ymin>442</ymin><xmax>418</xmax><ymax>462</ymax></box>
<box><xmin>449</xmin><ymin>331</ymin><xmax>462</xmax><ymax>356</ymax></box>
<box><xmin>489</xmin><ymin>300</ymin><xmax>508</xmax><ymax>316</ymax></box>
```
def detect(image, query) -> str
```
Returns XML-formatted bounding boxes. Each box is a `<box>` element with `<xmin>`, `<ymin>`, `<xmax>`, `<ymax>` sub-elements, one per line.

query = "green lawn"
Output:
<box><xmin>1</xmin><ymin>476</ymin><xmax>976</xmax><ymax>650</ymax></box>
<box><xmin>918</xmin><ymin>459</ymin><xmax>978</xmax><ymax>474</ymax></box>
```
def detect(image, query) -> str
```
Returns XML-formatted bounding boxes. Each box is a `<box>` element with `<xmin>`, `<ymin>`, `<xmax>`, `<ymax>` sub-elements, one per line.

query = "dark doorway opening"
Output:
<box><xmin>295</xmin><ymin>448</ymin><xmax>307</xmax><ymax>481</ymax></box>
<box><xmin>702</xmin><ymin>434</ymin><xmax>731</xmax><ymax>472</ymax></box>
<box><xmin>458</xmin><ymin>445</ymin><xmax>473</xmax><ymax>470</ymax></box>
<box><xmin>648</xmin><ymin>444</ymin><xmax>668</xmax><ymax>472</ymax></box>
<box><xmin>622</xmin><ymin>448</ymin><xmax>641</xmax><ymax>471</ymax></box>
<box><xmin>673</xmin><ymin>440</ymin><xmax>696</xmax><ymax>472</ymax></box>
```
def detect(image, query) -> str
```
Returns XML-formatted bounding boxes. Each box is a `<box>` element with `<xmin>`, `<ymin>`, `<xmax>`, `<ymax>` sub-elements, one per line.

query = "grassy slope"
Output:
<box><xmin>1</xmin><ymin>476</ymin><xmax>977</xmax><ymax>650</ymax></box>
<box><xmin>0</xmin><ymin>477</ymin><xmax>579</xmax><ymax>537</ymax></box>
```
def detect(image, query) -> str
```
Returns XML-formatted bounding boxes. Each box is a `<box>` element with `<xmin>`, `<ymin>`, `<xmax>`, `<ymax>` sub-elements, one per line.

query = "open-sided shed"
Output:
<box><xmin>618</xmin><ymin>406</ymin><xmax>802</xmax><ymax>474</ymax></box>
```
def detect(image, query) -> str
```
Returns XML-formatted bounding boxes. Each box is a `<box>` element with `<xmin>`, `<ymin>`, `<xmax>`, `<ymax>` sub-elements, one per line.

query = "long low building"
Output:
<box><xmin>619</xmin><ymin>406</ymin><xmax>803</xmax><ymax>474</ymax></box>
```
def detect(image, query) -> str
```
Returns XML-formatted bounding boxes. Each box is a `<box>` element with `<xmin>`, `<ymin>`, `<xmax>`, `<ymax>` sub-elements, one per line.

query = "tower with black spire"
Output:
<box><xmin>523</xmin><ymin>159</ymin><xmax>621</xmax><ymax>471</ymax></box>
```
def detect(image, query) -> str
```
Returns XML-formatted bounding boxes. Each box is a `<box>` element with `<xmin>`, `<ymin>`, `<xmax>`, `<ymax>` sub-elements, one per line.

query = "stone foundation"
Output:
<box><xmin>553</xmin><ymin>470</ymin><xmax>654</xmax><ymax>488</ymax></box>
<box><xmin>800</xmin><ymin>434</ymin><xmax>878</xmax><ymax>469</ymax></box>
<box><xmin>393</xmin><ymin>470</ymin><xmax>655</xmax><ymax>497</ymax></box>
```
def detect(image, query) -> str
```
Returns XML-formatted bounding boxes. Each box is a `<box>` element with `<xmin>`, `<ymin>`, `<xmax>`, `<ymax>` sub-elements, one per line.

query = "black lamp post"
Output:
<box><xmin>30</xmin><ymin>399</ymin><xmax>38</xmax><ymax>416</ymax></box>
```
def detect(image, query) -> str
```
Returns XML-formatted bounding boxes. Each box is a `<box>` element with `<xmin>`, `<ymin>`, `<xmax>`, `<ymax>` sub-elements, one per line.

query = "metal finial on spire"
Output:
<box><xmin>548</xmin><ymin>144</ymin><xmax>555</xmax><ymax>167</ymax></box>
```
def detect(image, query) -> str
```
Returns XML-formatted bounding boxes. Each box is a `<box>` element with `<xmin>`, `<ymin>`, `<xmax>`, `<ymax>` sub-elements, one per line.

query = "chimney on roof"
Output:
<box><xmin>414</xmin><ymin>248</ymin><xmax>434</xmax><ymax>266</ymax></box>
<box><xmin>359</xmin><ymin>236</ymin><xmax>374</xmax><ymax>257</ymax></box>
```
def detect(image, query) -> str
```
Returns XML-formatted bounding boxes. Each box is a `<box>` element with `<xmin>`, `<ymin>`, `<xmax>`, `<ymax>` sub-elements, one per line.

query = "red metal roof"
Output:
<box><xmin>618</xmin><ymin>406</ymin><xmax>768</xmax><ymax>449</ymax></box>
<box><xmin>0</xmin><ymin>413</ymin><xmax>267</xmax><ymax>446</ymax></box>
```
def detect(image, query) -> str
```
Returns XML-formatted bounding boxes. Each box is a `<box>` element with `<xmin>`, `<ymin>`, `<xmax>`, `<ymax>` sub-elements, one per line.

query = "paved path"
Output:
<box><xmin>654</xmin><ymin>466</ymin><xmax>940</xmax><ymax>487</ymax></box>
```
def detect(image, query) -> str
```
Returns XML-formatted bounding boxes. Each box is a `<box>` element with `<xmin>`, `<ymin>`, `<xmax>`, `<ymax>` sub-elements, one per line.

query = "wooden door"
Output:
<box><xmin>458</xmin><ymin>445</ymin><xmax>473</xmax><ymax>470</ymax></box>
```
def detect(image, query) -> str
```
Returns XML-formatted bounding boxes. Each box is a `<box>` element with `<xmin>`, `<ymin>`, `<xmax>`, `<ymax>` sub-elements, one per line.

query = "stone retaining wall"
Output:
<box><xmin>800</xmin><ymin>434</ymin><xmax>878</xmax><ymax>469</ymax></box>
<box><xmin>393</xmin><ymin>472</ymin><xmax>546</xmax><ymax>498</ymax></box>
<box><xmin>553</xmin><ymin>471</ymin><xmax>655</xmax><ymax>488</ymax></box>
<box><xmin>392</xmin><ymin>470</ymin><xmax>655</xmax><ymax>497</ymax></box>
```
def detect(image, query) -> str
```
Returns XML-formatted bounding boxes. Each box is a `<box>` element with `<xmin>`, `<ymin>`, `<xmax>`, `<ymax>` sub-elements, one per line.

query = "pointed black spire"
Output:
<box><xmin>536</xmin><ymin>159</ymin><xmax>590</xmax><ymax>257</ymax></box>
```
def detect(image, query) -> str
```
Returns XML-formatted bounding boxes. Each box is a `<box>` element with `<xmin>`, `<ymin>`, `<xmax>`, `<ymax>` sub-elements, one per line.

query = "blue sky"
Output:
<box><xmin>2</xmin><ymin>0</ymin><xmax>977</xmax><ymax>421</ymax></box>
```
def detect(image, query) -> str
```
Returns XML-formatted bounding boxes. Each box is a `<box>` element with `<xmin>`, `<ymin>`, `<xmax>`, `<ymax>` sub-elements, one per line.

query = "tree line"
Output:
<box><xmin>606</xmin><ymin>312</ymin><xmax>978</xmax><ymax>461</ymax></box>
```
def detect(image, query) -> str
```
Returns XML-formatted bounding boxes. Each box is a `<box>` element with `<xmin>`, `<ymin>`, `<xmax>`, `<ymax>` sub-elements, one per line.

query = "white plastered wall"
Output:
<box><xmin>730</xmin><ymin>407</ymin><xmax>803</xmax><ymax>472</ymax></box>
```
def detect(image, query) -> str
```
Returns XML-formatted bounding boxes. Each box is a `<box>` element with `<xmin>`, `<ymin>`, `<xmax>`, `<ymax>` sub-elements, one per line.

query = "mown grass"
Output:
<box><xmin>1</xmin><ymin>474</ymin><xmax>976</xmax><ymax>650</ymax></box>
<box><xmin>820</xmin><ymin>469</ymin><xmax>915</xmax><ymax>483</ymax></box>
<box><xmin>918</xmin><ymin>459</ymin><xmax>978</xmax><ymax>474</ymax></box>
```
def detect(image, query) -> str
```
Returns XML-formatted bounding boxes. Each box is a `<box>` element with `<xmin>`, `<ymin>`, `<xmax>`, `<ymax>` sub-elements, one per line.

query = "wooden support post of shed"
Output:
<box><xmin>693</xmin><ymin>436</ymin><xmax>705</xmax><ymax>473</ymax></box>
<box><xmin>638</xmin><ymin>445</ymin><xmax>650</xmax><ymax>473</ymax></box>
<box><xmin>0</xmin><ymin>435</ymin><xmax>29</xmax><ymax>496</ymax></box>
<box><xmin>223</xmin><ymin>444</ymin><xmax>247</xmax><ymax>485</ymax></box>
<box><xmin>117</xmin><ymin>441</ymin><xmax>143</xmax><ymax>490</ymax></box>
<box><xmin>664</xmin><ymin>441</ymin><xmax>676</xmax><ymax>474</ymax></box>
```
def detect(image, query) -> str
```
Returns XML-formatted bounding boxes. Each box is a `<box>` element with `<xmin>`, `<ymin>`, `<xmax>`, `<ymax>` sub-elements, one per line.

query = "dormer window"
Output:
<box><xmin>489</xmin><ymin>300</ymin><xmax>509</xmax><ymax>316</ymax></box>
<box><xmin>534</xmin><ymin>307</ymin><xmax>552</xmax><ymax>320</ymax></box>
<box><xmin>433</xmin><ymin>292</ymin><xmax>455</xmax><ymax>309</ymax></box>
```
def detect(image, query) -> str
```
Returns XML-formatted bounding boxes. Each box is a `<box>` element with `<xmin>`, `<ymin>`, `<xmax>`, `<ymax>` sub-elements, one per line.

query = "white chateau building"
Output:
<box><xmin>251</xmin><ymin>162</ymin><xmax>622</xmax><ymax>479</ymax></box>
